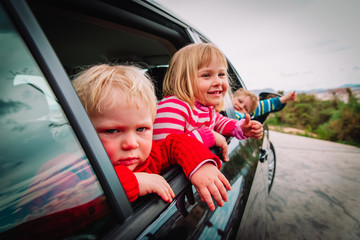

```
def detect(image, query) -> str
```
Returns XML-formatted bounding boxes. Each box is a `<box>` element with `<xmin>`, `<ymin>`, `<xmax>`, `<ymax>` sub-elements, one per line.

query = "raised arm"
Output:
<box><xmin>279</xmin><ymin>91</ymin><xmax>297</xmax><ymax>104</ymax></box>
<box><xmin>252</xmin><ymin>97</ymin><xmax>283</xmax><ymax>117</ymax></box>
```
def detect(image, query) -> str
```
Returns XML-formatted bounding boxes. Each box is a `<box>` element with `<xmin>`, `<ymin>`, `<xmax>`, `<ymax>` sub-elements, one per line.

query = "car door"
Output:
<box><xmin>0</xmin><ymin>2</ymin><xmax>126</xmax><ymax>239</ymax></box>
<box><xmin>0</xmin><ymin>0</ymin><xmax>270</xmax><ymax>239</ymax></box>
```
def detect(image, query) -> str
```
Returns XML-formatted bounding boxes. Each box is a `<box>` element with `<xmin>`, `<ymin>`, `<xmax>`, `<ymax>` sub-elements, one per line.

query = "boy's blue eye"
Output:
<box><xmin>104</xmin><ymin>129</ymin><xmax>118</xmax><ymax>134</ymax></box>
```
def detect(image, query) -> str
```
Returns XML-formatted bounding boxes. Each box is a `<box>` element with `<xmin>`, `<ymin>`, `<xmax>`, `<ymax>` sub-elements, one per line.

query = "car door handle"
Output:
<box><xmin>259</xmin><ymin>149</ymin><xmax>268</xmax><ymax>162</ymax></box>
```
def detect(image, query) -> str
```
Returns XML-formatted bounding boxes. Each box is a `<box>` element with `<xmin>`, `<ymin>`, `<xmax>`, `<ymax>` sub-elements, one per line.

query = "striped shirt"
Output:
<box><xmin>154</xmin><ymin>96</ymin><xmax>246</xmax><ymax>148</ymax></box>
<box><xmin>235</xmin><ymin>97</ymin><xmax>283</xmax><ymax>120</ymax></box>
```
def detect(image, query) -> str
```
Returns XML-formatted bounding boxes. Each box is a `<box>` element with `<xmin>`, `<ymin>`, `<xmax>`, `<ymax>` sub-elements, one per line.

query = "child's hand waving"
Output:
<box><xmin>134</xmin><ymin>172</ymin><xmax>175</xmax><ymax>203</ymax></box>
<box><xmin>280</xmin><ymin>91</ymin><xmax>297</xmax><ymax>103</ymax></box>
<box><xmin>190</xmin><ymin>162</ymin><xmax>231</xmax><ymax>211</ymax></box>
<box><xmin>241</xmin><ymin>114</ymin><xmax>263</xmax><ymax>139</ymax></box>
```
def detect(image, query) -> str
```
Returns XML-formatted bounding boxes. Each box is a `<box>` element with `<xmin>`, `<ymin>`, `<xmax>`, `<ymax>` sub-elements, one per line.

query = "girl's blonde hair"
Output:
<box><xmin>162</xmin><ymin>43</ymin><xmax>229</xmax><ymax>112</ymax></box>
<box><xmin>72</xmin><ymin>64</ymin><xmax>157</xmax><ymax>120</ymax></box>
<box><xmin>233</xmin><ymin>88</ymin><xmax>259</xmax><ymax>113</ymax></box>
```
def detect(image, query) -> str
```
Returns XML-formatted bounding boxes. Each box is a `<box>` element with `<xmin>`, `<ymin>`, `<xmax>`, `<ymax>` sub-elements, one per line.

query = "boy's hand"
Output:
<box><xmin>242</xmin><ymin>114</ymin><xmax>263</xmax><ymax>139</ymax></box>
<box><xmin>134</xmin><ymin>172</ymin><xmax>175</xmax><ymax>203</ymax></box>
<box><xmin>212</xmin><ymin>131</ymin><xmax>229</xmax><ymax>162</ymax></box>
<box><xmin>280</xmin><ymin>91</ymin><xmax>297</xmax><ymax>103</ymax></box>
<box><xmin>191</xmin><ymin>163</ymin><xmax>231</xmax><ymax>211</ymax></box>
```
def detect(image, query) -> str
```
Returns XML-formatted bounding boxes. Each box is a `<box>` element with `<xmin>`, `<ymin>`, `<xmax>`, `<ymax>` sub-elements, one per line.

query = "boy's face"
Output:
<box><xmin>196</xmin><ymin>54</ymin><xmax>229</xmax><ymax>107</ymax></box>
<box><xmin>233</xmin><ymin>95</ymin><xmax>252</xmax><ymax>114</ymax></box>
<box><xmin>91</xmin><ymin>93</ymin><xmax>153</xmax><ymax>171</ymax></box>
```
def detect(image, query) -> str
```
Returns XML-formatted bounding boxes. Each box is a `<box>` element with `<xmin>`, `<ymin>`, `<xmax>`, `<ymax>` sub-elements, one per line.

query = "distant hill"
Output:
<box><xmin>251</xmin><ymin>84</ymin><xmax>360</xmax><ymax>94</ymax></box>
<box><xmin>250</xmin><ymin>84</ymin><xmax>360</xmax><ymax>103</ymax></box>
<box><xmin>339</xmin><ymin>84</ymin><xmax>360</xmax><ymax>88</ymax></box>
<box><xmin>250</xmin><ymin>88</ymin><xmax>277</xmax><ymax>95</ymax></box>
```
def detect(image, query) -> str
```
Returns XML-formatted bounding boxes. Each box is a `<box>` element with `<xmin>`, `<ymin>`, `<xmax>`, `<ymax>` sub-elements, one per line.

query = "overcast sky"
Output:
<box><xmin>156</xmin><ymin>0</ymin><xmax>360</xmax><ymax>92</ymax></box>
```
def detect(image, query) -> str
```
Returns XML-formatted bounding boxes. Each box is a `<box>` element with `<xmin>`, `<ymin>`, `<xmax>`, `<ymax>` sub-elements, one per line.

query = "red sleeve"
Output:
<box><xmin>151</xmin><ymin>134</ymin><xmax>221</xmax><ymax>178</ymax></box>
<box><xmin>113</xmin><ymin>165</ymin><xmax>139</xmax><ymax>202</ymax></box>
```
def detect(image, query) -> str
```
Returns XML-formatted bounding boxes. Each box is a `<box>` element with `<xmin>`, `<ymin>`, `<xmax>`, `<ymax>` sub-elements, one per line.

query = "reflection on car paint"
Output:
<box><xmin>199</xmin><ymin>177</ymin><xmax>243</xmax><ymax>239</ymax></box>
<box><xmin>135</xmin><ymin>137</ymin><xmax>263</xmax><ymax>240</ymax></box>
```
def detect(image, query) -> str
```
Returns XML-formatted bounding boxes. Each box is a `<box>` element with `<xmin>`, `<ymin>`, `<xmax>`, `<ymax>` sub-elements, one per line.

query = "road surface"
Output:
<box><xmin>266</xmin><ymin>131</ymin><xmax>360</xmax><ymax>240</ymax></box>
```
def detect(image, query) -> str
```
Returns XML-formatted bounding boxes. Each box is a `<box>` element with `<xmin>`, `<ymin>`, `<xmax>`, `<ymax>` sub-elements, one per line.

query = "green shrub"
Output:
<box><xmin>266</xmin><ymin>89</ymin><xmax>360</xmax><ymax>146</ymax></box>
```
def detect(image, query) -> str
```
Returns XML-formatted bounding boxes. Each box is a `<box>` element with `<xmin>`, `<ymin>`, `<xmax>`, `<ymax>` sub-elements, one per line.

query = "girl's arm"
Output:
<box><xmin>153</xmin><ymin>133</ymin><xmax>229</xmax><ymax>211</ymax></box>
<box><xmin>153</xmin><ymin>97</ymin><xmax>215</xmax><ymax>147</ymax></box>
<box><xmin>213</xmin><ymin>111</ymin><xmax>238</xmax><ymax>136</ymax></box>
<box><xmin>214</xmin><ymin>112</ymin><xmax>263</xmax><ymax>140</ymax></box>
<box><xmin>152</xmin><ymin>133</ymin><xmax>222</xmax><ymax>177</ymax></box>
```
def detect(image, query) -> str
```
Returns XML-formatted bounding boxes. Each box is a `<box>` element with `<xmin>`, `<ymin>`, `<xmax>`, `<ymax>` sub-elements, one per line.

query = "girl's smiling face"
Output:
<box><xmin>196</xmin><ymin>54</ymin><xmax>229</xmax><ymax>107</ymax></box>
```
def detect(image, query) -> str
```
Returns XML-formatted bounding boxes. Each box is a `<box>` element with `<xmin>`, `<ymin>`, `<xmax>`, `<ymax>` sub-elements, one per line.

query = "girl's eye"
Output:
<box><xmin>219</xmin><ymin>73</ymin><xmax>226</xmax><ymax>77</ymax></box>
<box><xmin>104</xmin><ymin>129</ymin><xmax>118</xmax><ymax>134</ymax></box>
<box><xmin>137</xmin><ymin>127</ymin><xmax>146</xmax><ymax>132</ymax></box>
<box><xmin>201</xmin><ymin>73</ymin><xmax>210</xmax><ymax>78</ymax></box>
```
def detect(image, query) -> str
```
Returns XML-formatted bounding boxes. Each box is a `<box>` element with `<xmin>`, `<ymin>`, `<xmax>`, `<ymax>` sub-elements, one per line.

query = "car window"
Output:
<box><xmin>0</xmin><ymin>5</ymin><xmax>116</xmax><ymax>239</ymax></box>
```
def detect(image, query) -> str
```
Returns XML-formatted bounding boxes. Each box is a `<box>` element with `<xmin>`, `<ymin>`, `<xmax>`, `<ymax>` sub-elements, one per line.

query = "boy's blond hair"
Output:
<box><xmin>162</xmin><ymin>43</ymin><xmax>229</xmax><ymax>112</ymax></box>
<box><xmin>72</xmin><ymin>64</ymin><xmax>157</xmax><ymax>120</ymax></box>
<box><xmin>233</xmin><ymin>88</ymin><xmax>259</xmax><ymax>113</ymax></box>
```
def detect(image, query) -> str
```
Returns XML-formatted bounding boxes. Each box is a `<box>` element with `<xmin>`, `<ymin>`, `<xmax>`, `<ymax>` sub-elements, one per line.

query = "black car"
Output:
<box><xmin>0</xmin><ymin>0</ymin><xmax>276</xmax><ymax>239</ymax></box>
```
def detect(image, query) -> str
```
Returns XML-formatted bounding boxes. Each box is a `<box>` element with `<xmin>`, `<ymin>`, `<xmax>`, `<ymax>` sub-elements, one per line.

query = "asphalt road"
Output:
<box><xmin>265</xmin><ymin>131</ymin><xmax>360</xmax><ymax>240</ymax></box>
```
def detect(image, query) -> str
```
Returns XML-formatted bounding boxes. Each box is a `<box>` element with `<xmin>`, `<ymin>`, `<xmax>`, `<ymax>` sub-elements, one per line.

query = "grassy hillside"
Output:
<box><xmin>265</xmin><ymin>89</ymin><xmax>360</xmax><ymax>147</ymax></box>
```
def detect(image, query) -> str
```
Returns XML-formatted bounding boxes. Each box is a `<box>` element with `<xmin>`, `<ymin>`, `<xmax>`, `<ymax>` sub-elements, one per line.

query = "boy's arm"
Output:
<box><xmin>115</xmin><ymin>164</ymin><xmax>175</xmax><ymax>203</ymax></box>
<box><xmin>252</xmin><ymin>97</ymin><xmax>283</xmax><ymax>117</ymax></box>
<box><xmin>134</xmin><ymin>172</ymin><xmax>174</xmax><ymax>203</ymax></box>
<box><xmin>279</xmin><ymin>91</ymin><xmax>297</xmax><ymax>104</ymax></box>
<box><xmin>113</xmin><ymin>165</ymin><xmax>139</xmax><ymax>202</ymax></box>
<box><xmin>235</xmin><ymin>110</ymin><xmax>247</xmax><ymax>120</ymax></box>
<box><xmin>154</xmin><ymin>97</ymin><xmax>216</xmax><ymax>148</ymax></box>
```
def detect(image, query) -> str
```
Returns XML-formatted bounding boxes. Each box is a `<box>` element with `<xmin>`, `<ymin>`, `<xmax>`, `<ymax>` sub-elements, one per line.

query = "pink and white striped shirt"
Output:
<box><xmin>153</xmin><ymin>96</ymin><xmax>247</xmax><ymax>147</ymax></box>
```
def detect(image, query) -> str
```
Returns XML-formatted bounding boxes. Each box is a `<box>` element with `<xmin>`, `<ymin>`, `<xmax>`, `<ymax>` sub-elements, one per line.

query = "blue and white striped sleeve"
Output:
<box><xmin>252</xmin><ymin>97</ymin><xmax>283</xmax><ymax>117</ymax></box>
<box><xmin>235</xmin><ymin>110</ymin><xmax>247</xmax><ymax>120</ymax></box>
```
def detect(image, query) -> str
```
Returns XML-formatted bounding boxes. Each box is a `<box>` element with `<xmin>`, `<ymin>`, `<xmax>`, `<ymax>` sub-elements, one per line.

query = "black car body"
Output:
<box><xmin>0</xmin><ymin>0</ymin><xmax>275</xmax><ymax>239</ymax></box>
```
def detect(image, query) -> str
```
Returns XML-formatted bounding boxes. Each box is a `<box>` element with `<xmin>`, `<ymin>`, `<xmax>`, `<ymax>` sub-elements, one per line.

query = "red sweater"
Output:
<box><xmin>114</xmin><ymin>133</ymin><xmax>221</xmax><ymax>202</ymax></box>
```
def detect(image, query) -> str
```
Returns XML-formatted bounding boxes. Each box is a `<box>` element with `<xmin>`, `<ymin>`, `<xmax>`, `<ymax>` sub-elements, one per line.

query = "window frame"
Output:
<box><xmin>2</xmin><ymin>0</ymin><xmax>133</xmax><ymax>223</ymax></box>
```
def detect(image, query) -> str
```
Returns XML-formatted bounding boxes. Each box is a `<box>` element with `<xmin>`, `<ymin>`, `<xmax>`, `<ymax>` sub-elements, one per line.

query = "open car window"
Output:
<box><xmin>0</xmin><ymin>4</ymin><xmax>117</xmax><ymax>239</ymax></box>
<box><xmin>24</xmin><ymin>0</ymin><xmax>198</xmax><ymax>222</ymax></box>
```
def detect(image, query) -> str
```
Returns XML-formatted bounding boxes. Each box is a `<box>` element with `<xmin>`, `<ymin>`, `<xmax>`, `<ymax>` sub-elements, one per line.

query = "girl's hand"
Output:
<box><xmin>190</xmin><ymin>162</ymin><xmax>231</xmax><ymax>211</ymax></box>
<box><xmin>134</xmin><ymin>172</ymin><xmax>175</xmax><ymax>203</ymax></box>
<box><xmin>212</xmin><ymin>131</ymin><xmax>229</xmax><ymax>162</ymax></box>
<box><xmin>241</xmin><ymin>114</ymin><xmax>263</xmax><ymax>139</ymax></box>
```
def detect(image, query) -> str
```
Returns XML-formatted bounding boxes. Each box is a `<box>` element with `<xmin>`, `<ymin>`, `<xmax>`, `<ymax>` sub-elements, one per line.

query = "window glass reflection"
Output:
<box><xmin>0</xmin><ymin>5</ymin><xmax>115</xmax><ymax>239</ymax></box>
